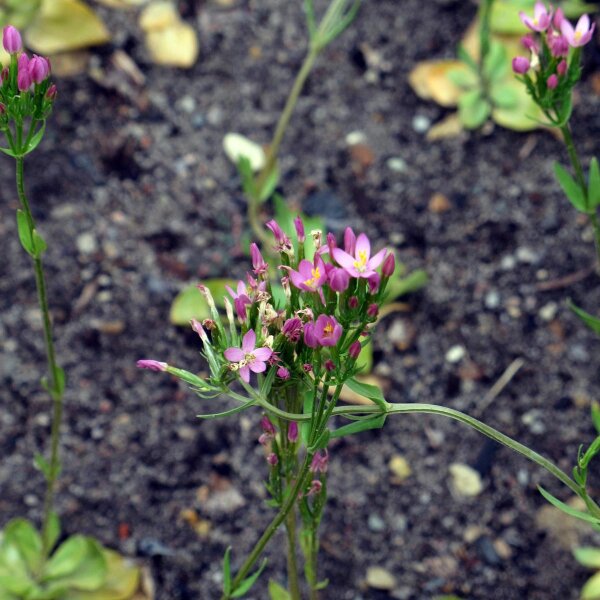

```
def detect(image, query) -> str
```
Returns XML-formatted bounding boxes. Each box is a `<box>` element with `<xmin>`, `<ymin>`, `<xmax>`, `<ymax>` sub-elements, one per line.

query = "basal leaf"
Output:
<box><xmin>3</xmin><ymin>519</ymin><xmax>42</xmax><ymax>575</ymax></box>
<box><xmin>489</xmin><ymin>82</ymin><xmax>518</xmax><ymax>109</ymax></box>
<box><xmin>458</xmin><ymin>89</ymin><xmax>491</xmax><ymax>129</ymax></box>
<box><xmin>554</xmin><ymin>162</ymin><xmax>587</xmax><ymax>212</ymax></box>
<box><xmin>581</xmin><ymin>571</ymin><xmax>600</xmax><ymax>600</ymax></box>
<box><xmin>268</xmin><ymin>579</ymin><xmax>291</xmax><ymax>600</ymax></box>
<box><xmin>574</xmin><ymin>547</ymin><xmax>600</xmax><ymax>569</ymax></box>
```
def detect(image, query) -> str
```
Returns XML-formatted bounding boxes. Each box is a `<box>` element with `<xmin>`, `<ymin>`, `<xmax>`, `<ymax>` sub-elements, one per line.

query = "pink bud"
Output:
<box><xmin>277</xmin><ymin>366</ymin><xmax>290</xmax><ymax>380</ymax></box>
<box><xmin>0</xmin><ymin>103</ymin><xmax>5</xmax><ymax>115</ymax></box>
<box><xmin>521</xmin><ymin>34</ymin><xmax>539</xmax><ymax>53</ymax></box>
<box><xmin>348</xmin><ymin>296</ymin><xmax>359</xmax><ymax>309</ymax></box>
<box><xmin>303</xmin><ymin>363</ymin><xmax>313</xmax><ymax>373</ymax></box>
<box><xmin>367</xmin><ymin>273</ymin><xmax>380</xmax><ymax>294</ymax></box>
<box><xmin>306</xmin><ymin>480</ymin><xmax>322</xmax><ymax>496</ymax></box>
<box><xmin>261</xmin><ymin>416</ymin><xmax>276</xmax><ymax>435</ymax></box>
<box><xmin>557</xmin><ymin>59</ymin><xmax>567</xmax><ymax>76</ymax></box>
<box><xmin>1</xmin><ymin>67</ymin><xmax>8</xmax><ymax>83</ymax></box>
<box><xmin>547</xmin><ymin>74</ymin><xmax>558</xmax><ymax>89</ymax></box>
<box><xmin>29</xmin><ymin>55</ymin><xmax>50</xmax><ymax>84</ymax></box>
<box><xmin>303</xmin><ymin>322</ymin><xmax>318</xmax><ymax>348</ymax></box>
<box><xmin>287</xmin><ymin>421</ymin><xmax>298</xmax><ymax>443</ymax></box>
<box><xmin>250</xmin><ymin>243</ymin><xmax>267</xmax><ymax>276</ymax></box>
<box><xmin>382</xmin><ymin>252</ymin><xmax>395</xmax><ymax>277</ymax></box>
<box><xmin>329</xmin><ymin>267</ymin><xmax>350</xmax><ymax>293</ymax></box>
<box><xmin>512</xmin><ymin>56</ymin><xmax>530</xmax><ymax>75</ymax></box>
<box><xmin>294</xmin><ymin>216</ymin><xmax>305</xmax><ymax>242</ymax></box>
<box><xmin>325</xmin><ymin>359</ymin><xmax>335</xmax><ymax>372</ymax></box>
<box><xmin>17</xmin><ymin>53</ymin><xmax>32</xmax><ymax>91</ymax></box>
<box><xmin>553</xmin><ymin>7</ymin><xmax>564</xmax><ymax>29</ymax></box>
<box><xmin>137</xmin><ymin>359</ymin><xmax>167</xmax><ymax>372</ymax></box>
<box><xmin>46</xmin><ymin>84</ymin><xmax>58</xmax><ymax>101</ymax></box>
<box><xmin>267</xmin><ymin>453</ymin><xmax>278</xmax><ymax>466</ymax></box>
<box><xmin>367</xmin><ymin>303</ymin><xmax>379</xmax><ymax>318</ymax></box>
<box><xmin>3</xmin><ymin>26</ymin><xmax>22</xmax><ymax>54</ymax></box>
<box><xmin>343</xmin><ymin>227</ymin><xmax>356</xmax><ymax>254</ymax></box>
<box><xmin>349</xmin><ymin>341</ymin><xmax>361</xmax><ymax>360</ymax></box>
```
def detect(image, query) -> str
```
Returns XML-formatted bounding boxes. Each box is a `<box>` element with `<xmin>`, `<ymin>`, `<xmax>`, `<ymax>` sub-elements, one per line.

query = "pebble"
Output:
<box><xmin>475</xmin><ymin>535</ymin><xmax>501</xmax><ymax>566</ymax></box>
<box><xmin>521</xmin><ymin>409</ymin><xmax>546</xmax><ymax>434</ymax></box>
<box><xmin>206</xmin><ymin>105</ymin><xmax>224</xmax><ymax>126</ymax></box>
<box><xmin>448</xmin><ymin>463</ymin><xmax>484</xmax><ymax>497</ymax></box>
<box><xmin>445</xmin><ymin>345</ymin><xmax>466</xmax><ymax>364</ymax></box>
<box><xmin>539</xmin><ymin>302</ymin><xmax>558</xmax><ymax>321</ymax></box>
<box><xmin>484</xmin><ymin>290</ymin><xmax>500</xmax><ymax>310</ymax></box>
<box><xmin>76</xmin><ymin>232</ymin><xmax>98</xmax><ymax>255</ymax></box>
<box><xmin>24</xmin><ymin>494</ymin><xmax>39</xmax><ymax>507</ymax></box>
<box><xmin>500</xmin><ymin>254</ymin><xmax>517</xmax><ymax>270</ymax></box>
<box><xmin>222</xmin><ymin>132</ymin><xmax>265</xmax><ymax>172</ymax></box>
<box><xmin>388</xmin><ymin>319</ymin><xmax>416</xmax><ymax>351</ymax></box>
<box><xmin>388</xmin><ymin>454</ymin><xmax>412</xmax><ymax>482</ymax></box>
<box><xmin>516</xmin><ymin>246</ymin><xmax>540</xmax><ymax>264</ymax></box>
<box><xmin>428</xmin><ymin>192</ymin><xmax>452</xmax><ymax>213</ymax></box>
<box><xmin>345</xmin><ymin>130</ymin><xmax>367</xmax><ymax>145</ymax></box>
<box><xmin>177</xmin><ymin>95</ymin><xmax>196</xmax><ymax>114</ymax></box>
<box><xmin>386</xmin><ymin>157</ymin><xmax>407</xmax><ymax>173</ymax></box>
<box><xmin>412</xmin><ymin>115</ymin><xmax>431</xmax><ymax>133</ymax></box>
<box><xmin>367</xmin><ymin>513</ymin><xmax>386</xmax><ymax>532</ymax></box>
<box><xmin>366</xmin><ymin>566</ymin><xmax>397</xmax><ymax>590</ymax></box>
<box><xmin>568</xmin><ymin>344</ymin><xmax>590</xmax><ymax>363</ymax></box>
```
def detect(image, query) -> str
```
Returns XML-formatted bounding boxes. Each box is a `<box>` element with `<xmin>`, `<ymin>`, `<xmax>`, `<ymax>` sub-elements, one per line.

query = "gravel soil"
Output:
<box><xmin>1</xmin><ymin>1</ymin><xmax>600</xmax><ymax>598</ymax></box>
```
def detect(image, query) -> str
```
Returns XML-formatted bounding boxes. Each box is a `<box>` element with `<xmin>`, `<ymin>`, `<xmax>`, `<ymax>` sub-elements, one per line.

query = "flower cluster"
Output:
<box><xmin>512</xmin><ymin>4</ymin><xmax>594</xmax><ymax>113</ymax></box>
<box><xmin>0</xmin><ymin>26</ymin><xmax>55</xmax><ymax>131</ymax></box>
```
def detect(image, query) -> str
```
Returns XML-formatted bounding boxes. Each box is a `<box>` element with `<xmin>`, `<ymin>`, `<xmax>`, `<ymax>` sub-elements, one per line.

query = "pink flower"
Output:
<box><xmin>519</xmin><ymin>2</ymin><xmax>552</xmax><ymax>32</ymax></box>
<box><xmin>250</xmin><ymin>243</ymin><xmax>267</xmax><ymax>276</ymax></box>
<box><xmin>332</xmin><ymin>233</ymin><xmax>387</xmax><ymax>279</ymax></box>
<box><xmin>224</xmin><ymin>330</ymin><xmax>273</xmax><ymax>383</ymax></box>
<box><xmin>17</xmin><ymin>54</ymin><xmax>31</xmax><ymax>91</ymax></box>
<box><xmin>288</xmin><ymin>255</ymin><xmax>328</xmax><ymax>293</ymax></box>
<box><xmin>344</xmin><ymin>227</ymin><xmax>356</xmax><ymax>254</ymax></box>
<box><xmin>282</xmin><ymin>317</ymin><xmax>303</xmax><ymax>341</ymax></box>
<box><xmin>312</xmin><ymin>314</ymin><xmax>343</xmax><ymax>347</ymax></box>
<box><xmin>561</xmin><ymin>14</ymin><xmax>596</xmax><ymax>47</ymax></box>
<box><xmin>277</xmin><ymin>366</ymin><xmax>290</xmax><ymax>380</ymax></box>
<box><xmin>310</xmin><ymin>450</ymin><xmax>329</xmax><ymax>473</ymax></box>
<box><xmin>2</xmin><ymin>26</ymin><xmax>21</xmax><ymax>54</ymax></box>
<box><xmin>521</xmin><ymin>34</ymin><xmax>539</xmax><ymax>54</ymax></box>
<box><xmin>328</xmin><ymin>267</ymin><xmax>350</xmax><ymax>292</ymax></box>
<box><xmin>548</xmin><ymin>32</ymin><xmax>569</xmax><ymax>57</ymax></box>
<box><xmin>303</xmin><ymin>321</ymin><xmax>319</xmax><ymax>348</ymax></box>
<box><xmin>29</xmin><ymin>55</ymin><xmax>50</xmax><ymax>84</ymax></box>
<box><xmin>512</xmin><ymin>56</ymin><xmax>530</xmax><ymax>74</ymax></box>
<box><xmin>547</xmin><ymin>73</ymin><xmax>558</xmax><ymax>89</ymax></box>
<box><xmin>137</xmin><ymin>359</ymin><xmax>167</xmax><ymax>372</ymax></box>
<box><xmin>226</xmin><ymin>280</ymin><xmax>252</xmax><ymax>321</ymax></box>
<box><xmin>266</xmin><ymin>219</ymin><xmax>291</xmax><ymax>251</ymax></box>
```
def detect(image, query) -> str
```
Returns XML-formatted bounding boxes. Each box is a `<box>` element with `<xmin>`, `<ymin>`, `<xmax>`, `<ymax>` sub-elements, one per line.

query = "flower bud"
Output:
<box><xmin>17</xmin><ymin>53</ymin><xmax>32</xmax><ymax>91</ymax></box>
<box><xmin>367</xmin><ymin>273</ymin><xmax>380</xmax><ymax>294</ymax></box>
<box><xmin>303</xmin><ymin>363</ymin><xmax>313</xmax><ymax>373</ymax></box>
<box><xmin>267</xmin><ymin>453</ymin><xmax>278</xmax><ymax>466</ymax></box>
<box><xmin>324</xmin><ymin>359</ymin><xmax>335</xmax><ymax>372</ymax></box>
<box><xmin>521</xmin><ymin>34</ymin><xmax>539</xmax><ymax>53</ymax></box>
<box><xmin>382</xmin><ymin>252</ymin><xmax>395</xmax><ymax>277</ymax></box>
<box><xmin>294</xmin><ymin>216</ymin><xmax>305</xmax><ymax>243</ymax></box>
<box><xmin>261</xmin><ymin>416</ymin><xmax>276</xmax><ymax>435</ymax></box>
<box><xmin>547</xmin><ymin>74</ymin><xmax>558</xmax><ymax>89</ymax></box>
<box><xmin>46</xmin><ymin>84</ymin><xmax>57</xmax><ymax>101</ymax></box>
<box><xmin>250</xmin><ymin>242</ymin><xmax>267</xmax><ymax>276</ymax></box>
<box><xmin>553</xmin><ymin>7</ymin><xmax>564</xmax><ymax>29</ymax></box>
<box><xmin>343</xmin><ymin>227</ymin><xmax>356</xmax><ymax>254</ymax></box>
<box><xmin>348</xmin><ymin>296</ymin><xmax>359</xmax><ymax>309</ymax></box>
<box><xmin>277</xmin><ymin>366</ymin><xmax>290</xmax><ymax>380</ymax></box>
<box><xmin>512</xmin><ymin>56</ymin><xmax>530</xmax><ymax>75</ymax></box>
<box><xmin>2</xmin><ymin>26</ymin><xmax>22</xmax><ymax>54</ymax></box>
<box><xmin>0</xmin><ymin>103</ymin><xmax>5</xmax><ymax>115</ymax></box>
<box><xmin>29</xmin><ymin>55</ymin><xmax>50</xmax><ymax>84</ymax></box>
<box><xmin>349</xmin><ymin>341</ymin><xmax>361</xmax><ymax>360</ymax></box>
<box><xmin>557</xmin><ymin>59</ymin><xmax>567</xmax><ymax>77</ymax></box>
<box><xmin>328</xmin><ymin>267</ymin><xmax>350</xmax><ymax>293</ymax></box>
<box><xmin>367</xmin><ymin>303</ymin><xmax>379</xmax><ymax>318</ymax></box>
<box><xmin>137</xmin><ymin>359</ymin><xmax>167</xmax><ymax>372</ymax></box>
<box><xmin>1</xmin><ymin>67</ymin><xmax>8</xmax><ymax>83</ymax></box>
<box><xmin>303</xmin><ymin>322</ymin><xmax>318</xmax><ymax>348</ymax></box>
<box><xmin>287</xmin><ymin>421</ymin><xmax>298</xmax><ymax>443</ymax></box>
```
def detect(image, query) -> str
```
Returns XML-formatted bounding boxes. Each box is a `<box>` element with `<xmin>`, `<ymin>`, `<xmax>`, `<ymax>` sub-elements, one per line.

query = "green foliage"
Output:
<box><xmin>588</xmin><ymin>157</ymin><xmax>600</xmax><ymax>210</ymax></box>
<box><xmin>554</xmin><ymin>162</ymin><xmax>588</xmax><ymax>212</ymax></box>
<box><xmin>169</xmin><ymin>279</ymin><xmax>236</xmax><ymax>326</ymax></box>
<box><xmin>575</xmin><ymin>548</ymin><xmax>600</xmax><ymax>600</ymax></box>
<box><xmin>268</xmin><ymin>580</ymin><xmax>291</xmax><ymax>600</ymax></box>
<box><xmin>538</xmin><ymin>487</ymin><xmax>600</xmax><ymax>530</ymax></box>
<box><xmin>0</xmin><ymin>519</ymin><xmax>139</xmax><ymax>600</ymax></box>
<box><xmin>568</xmin><ymin>300</ymin><xmax>600</xmax><ymax>335</ymax></box>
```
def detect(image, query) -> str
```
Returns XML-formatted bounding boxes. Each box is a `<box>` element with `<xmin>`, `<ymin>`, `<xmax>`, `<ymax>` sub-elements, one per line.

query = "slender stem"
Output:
<box><xmin>221</xmin><ymin>453</ymin><xmax>314</xmax><ymax>600</ymax></box>
<box><xmin>307</xmin><ymin>526</ymin><xmax>319</xmax><ymax>600</ymax></box>
<box><xmin>285</xmin><ymin>508</ymin><xmax>302</xmax><ymax>600</ymax></box>
<box><xmin>15</xmin><ymin>157</ymin><xmax>64</xmax><ymax>559</ymax></box>
<box><xmin>560</xmin><ymin>123</ymin><xmax>600</xmax><ymax>268</ymax></box>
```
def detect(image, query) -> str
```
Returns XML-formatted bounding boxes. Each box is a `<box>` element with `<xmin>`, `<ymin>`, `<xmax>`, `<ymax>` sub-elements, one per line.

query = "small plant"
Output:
<box><xmin>0</xmin><ymin>25</ymin><xmax>140</xmax><ymax>600</ymax></box>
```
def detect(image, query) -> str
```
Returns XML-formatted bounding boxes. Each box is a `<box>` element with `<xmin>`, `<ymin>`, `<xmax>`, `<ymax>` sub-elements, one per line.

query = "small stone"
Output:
<box><xmin>516</xmin><ymin>246</ymin><xmax>540</xmax><ymax>264</ymax></box>
<box><xmin>539</xmin><ymin>302</ymin><xmax>558</xmax><ymax>321</ymax></box>
<box><xmin>76</xmin><ymin>232</ymin><xmax>98</xmax><ymax>254</ymax></box>
<box><xmin>349</xmin><ymin>142</ymin><xmax>376</xmax><ymax>174</ymax></box>
<box><xmin>475</xmin><ymin>535</ymin><xmax>501</xmax><ymax>566</ymax></box>
<box><xmin>24</xmin><ymin>494</ymin><xmax>39</xmax><ymax>507</ymax></box>
<box><xmin>206</xmin><ymin>105</ymin><xmax>224</xmax><ymax>126</ymax></box>
<box><xmin>521</xmin><ymin>409</ymin><xmax>546</xmax><ymax>434</ymax></box>
<box><xmin>568</xmin><ymin>344</ymin><xmax>589</xmax><ymax>363</ymax></box>
<box><xmin>386</xmin><ymin>157</ymin><xmax>407</xmax><ymax>173</ymax></box>
<box><xmin>484</xmin><ymin>290</ymin><xmax>500</xmax><ymax>310</ymax></box>
<box><xmin>428</xmin><ymin>192</ymin><xmax>452</xmax><ymax>213</ymax></box>
<box><xmin>366</xmin><ymin>566</ymin><xmax>397</xmax><ymax>590</ymax></box>
<box><xmin>500</xmin><ymin>255</ymin><xmax>517</xmax><ymax>270</ymax></box>
<box><xmin>223</xmin><ymin>133</ymin><xmax>265</xmax><ymax>172</ymax></box>
<box><xmin>494</xmin><ymin>538</ymin><xmax>513</xmax><ymax>559</ymax></box>
<box><xmin>445</xmin><ymin>345</ymin><xmax>466</xmax><ymax>364</ymax></box>
<box><xmin>345</xmin><ymin>130</ymin><xmax>367</xmax><ymax>145</ymax></box>
<box><xmin>177</xmin><ymin>95</ymin><xmax>196</xmax><ymax>114</ymax></box>
<box><xmin>448</xmin><ymin>463</ymin><xmax>484</xmax><ymax>497</ymax></box>
<box><xmin>389</xmin><ymin>454</ymin><xmax>412</xmax><ymax>482</ymax></box>
<box><xmin>367</xmin><ymin>514</ymin><xmax>386</xmax><ymax>532</ymax></box>
<box><xmin>412</xmin><ymin>115</ymin><xmax>431</xmax><ymax>133</ymax></box>
<box><xmin>388</xmin><ymin>319</ymin><xmax>416</xmax><ymax>351</ymax></box>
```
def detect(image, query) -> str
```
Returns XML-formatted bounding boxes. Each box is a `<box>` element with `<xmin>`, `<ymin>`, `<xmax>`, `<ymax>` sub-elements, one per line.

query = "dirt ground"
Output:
<box><xmin>1</xmin><ymin>0</ymin><xmax>600</xmax><ymax>598</ymax></box>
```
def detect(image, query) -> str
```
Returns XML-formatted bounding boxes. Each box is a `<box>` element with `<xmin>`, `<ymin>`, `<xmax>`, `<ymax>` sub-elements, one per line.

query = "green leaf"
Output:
<box><xmin>385</xmin><ymin>268</ymin><xmax>428</xmax><ymax>301</ymax></box>
<box><xmin>315</xmin><ymin>579</ymin><xmax>329</xmax><ymax>590</ymax></box>
<box><xmin>491</xmin><ymin>79</ymin><xmax>546</xmax><ymax>131</ymax></box>
<box><xmin>34</xmin><ymin>452</ymin><xmax>51</xmax><ymax>479</ymax></box>
<box><xmin>446</xmin><ymin>67</ymin><xmax>478</xmax><ymax>89</ymax></box>
<box><xmin>268</xmin><ymin>580</ymin><xmax>291</xmax><ymax>600</ymax></box>
<box><xmin>482</xmin><ymin>40</ymin><xmax>507</xmax><ymax>82</ymax></box>
<box><xmin>258</xmin><ymin>165</ymin><xmax>280</xmax><ymax>203</ymax></box>
<box><xmin>63</xmin><ymin>549</ymin><xmax>140</xmax><ymax>600</ymax></box>
<box><xmin>16</xmin><ymin>209</ymin><xmax>34</xmax><ymax>256</ymax></box>
<box><xmin>582</xmin><ymin>572</ymin><xmax>600</xmax><ymax>600</ymax></box>
<box><xmin>3</xmin><ymin>519</ymin><xmax>42</xmax><ymax>575</ymax></box>
<box><xmin>354</xmin><ymin>338</ymin><xmax>372</xmax><ymax>373</ymax></box>
<box><xmin>574</xmin><ymin>547</ymin><xmax>600</xmax><ymax>569</ymax></box>
<box><xmin>42</xmin><ymin>536</ymin><xmax>107</xmax><ymax>591</ymax></box>
<box><xmin>25</xmin><ymin>0</ymin><xmax>110</xmax><ymax>54</ymax></box>
<box><xmin>222</xmin><ymin>547</ymin><xmax>232</xmax><ymax>597</ymax></box>
<box><xmin>538</xmin><ymin>486</ymin><xmax>600</xmax><ymax>529</ymax></box>
<box><xmin>169</xmin><ymin>280</ymin><xmax>235</xmax><ymax>326</ymax></box>
<box><xmin>344</xmin><ymin>377</ymin><xmax>387</xmax><ymax>410</ymax></box>
<box><xmin>554</xmin><ymin>162</ymin><xmax>588</xmax><ymax>212</ymax></box>
<box><xmin>0</xmin><ymin>147</ymin><xmax>18</xmax><ymax>158</ymax></box>
<box><xmin>588</xmin><ymin>157</ymin><xmax>600</xmax><ymax>210</ymax></box>
<box><xmin>489</xmin><ymin>82</ymin><xmax>518</xmax><ymax>109</ymax></box>
<box><xmin>458</xmin><ymin>89</ymin><xmax>491</xmax><ymax>129</ymax></box>
<box><xmin>45</xmin><ymin>513</ymin><xmax>61</xmax><ymax>556</ymax></box>
<box><xmin>0</xmin><ymin>539</ymin><xmax>33</xmax><ymax>594</ymax></box>
<box><xmin>567</xmin><ymin>300</ymin><xmax>600</xmax><ymax>335</ymax></box>
<box><xmin>24</xmin><ymin>121</ymin><xmax>46</xmax><ymax>155</ymax></box>
<box><xmin>592</xmin><ymin>401</ymin><xmax>600</xmax><ymax>435</ymax></box>
<box><xmin>231</xmin><ymin>559</ymin><xmax>267</xmax><ymax>598</ymax></box>
<box><xmin>330</xmin><ymin>414</ymin><xmax>386</xmax><ymax>438</ymax></box>
<box><xmin>33</xmin><ymin>230</ymin><xmax>47</xmax><ymax>256</ymax></box>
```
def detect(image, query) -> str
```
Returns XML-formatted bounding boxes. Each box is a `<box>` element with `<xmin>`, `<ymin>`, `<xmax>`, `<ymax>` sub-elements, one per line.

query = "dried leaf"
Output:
<box><xmin>25</xmin><ymin>0</ymin><xmax>110</xmax><ymax>54</ymax></box>
<box><xmin>408</xmin><ymin>60</ymin><xmax>468</xmax><ymax>107</ymax></box>
<box><xmin>96</xmin><ymin>0</ymin><xmax>148</xmax><ymax>7</ymax></box>
<box><xmin>426</xmin><ymin>113</ymin><xmax>464</xmax><ymax>140</ymax></box>
<box><xmin>139</xmin><ymin>1</ymin><xmax>179</xmax><ymax>30</ymax></box>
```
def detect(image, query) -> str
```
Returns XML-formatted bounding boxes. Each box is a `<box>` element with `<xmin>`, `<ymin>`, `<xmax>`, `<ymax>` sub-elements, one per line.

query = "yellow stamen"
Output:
<box><xmin>304</xmin><ymin>267</ymin><xmax>321</xmax><ymax>288</ymax></box>
<box><xmin>353</xmin><ymin>250</ymin><xmax>368</xmax><ymax>272</ymax></box>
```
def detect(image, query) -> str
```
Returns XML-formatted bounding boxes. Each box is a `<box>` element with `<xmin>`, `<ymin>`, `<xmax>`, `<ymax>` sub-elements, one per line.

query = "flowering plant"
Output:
<box><xmin>0</xmin><ymin>25</ymin><xmax>139</xmax><ymax>600</ymax></box>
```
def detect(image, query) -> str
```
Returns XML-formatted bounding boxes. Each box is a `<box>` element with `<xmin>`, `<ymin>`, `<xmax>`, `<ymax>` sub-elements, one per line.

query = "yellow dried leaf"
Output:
<box><xmin>145</xmin><ymin>22</ymin><xmax>199</xmax><ymax>68</ymax></box>
<box><xmin>139</xmin><ymin>1</ymin><xmax>179</xmax><ymax>31</ymax></box>
<box><xmin>96</xmin><ymin>0</ymin><xmax>148</xmax><ymax>7</ymax></box>
<box><xmin>426</xmin><ymin>113</ymin><xmax>464</xmax><ymax>140</ymax></box>
<box><xmin>48</xmin><ymin>51</ymin><xmax>90</xmax><ymax>77</ymax></box>
<box><xmin>25</xmin><ymin>0</ymin><xmax>110</xmax><ymax>54</ymax></box>
<box><xmin>408</xmin><ymin>60</ymin><xmax>468</xmax><ymax>107</ymax></box>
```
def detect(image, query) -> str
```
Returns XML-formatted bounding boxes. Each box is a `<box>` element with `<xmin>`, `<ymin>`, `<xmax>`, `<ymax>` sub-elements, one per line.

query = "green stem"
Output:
<box><xmin>307</xmin><ymin>527</ymin><xmax>319</xmax><ymax>600</ymax></box>
<box><xmin>221</xmin><ymin>453</ymin><xmax>314</xmax><ymax>600</ymax></box>
<box><xmin>15</xmin><ymin>156</ymin><xmax>64</xmax><ymax>559</ymax></box>
<box><xmin>285</xmin><ymin>508</ymin><xmax>302</xmax><ymax>600</ymax></box>
<box><xmin>560</xmin><ymin>123</ymin><xmax>600</xmax><ymax>268</ymax></box>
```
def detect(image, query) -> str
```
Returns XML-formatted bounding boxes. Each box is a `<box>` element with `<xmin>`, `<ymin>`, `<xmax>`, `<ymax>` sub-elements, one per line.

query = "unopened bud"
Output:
<box><xmin>287</xmin><ymin>421</ymin><xmax>298</xmax><ymax>443</ymax></box>
<box><xmin>557</xmin><ymin>59</ymin><xmax>567</xmax><ymax>77</ymax></box>
<box><xmin>367</xmin><ymin>303</ymin><xmax>379</xmax><ymax>318</ymax></box>
<box><xmin>277</xmin><ymin>366</ymin><xmax>290</xmax><ymax>379</ymax></box>
<box><xmin>2</xmin><ymin>26</ymin><xmax>22</xmax><ymax>54</ymax></box>
<box><xmin>46</xmin><ymin>84</ymin><xmax>57</xmax><ymax>101</ymax></box>
<box><xmin>324</xmin><ymin>359</ymin><xmax>335</xmax><ymax>372</ymax></box>
<box><xmin>349</xmin><ymin>341</ymin><xmax>361</xmax><ymax>360</ymax></box>
<box><xmin>512</xmin><ymin>56</ymin><xmax>530</xmax><ymax>75</ymax></box>
<box><xmin>382</xmin><ymin>252</ymin><xmax>395</xmax><ymax>277</ymax></box>
<box><xmin>137</xmin><ymin>359</ymin><xmax>167</xmax><ymax>372</ymax></box>
<box><xmin>547</xmin><ymin>74</ymin><xmax>558</xmax><ymax>89</ymax></box>
<box><xmin>348</xmin><ymin>296</ymin><xmax>359</xmax><ymax>309</ymax></box>
<box><xmin>294</xmin><ymin>216</ymin><xmax>305</xmax><ymax>243</ymax></box>
<box><xmin>267</xmin><ymin>453</ymin><xmax>278</xmax><ymax>466</ymax></box>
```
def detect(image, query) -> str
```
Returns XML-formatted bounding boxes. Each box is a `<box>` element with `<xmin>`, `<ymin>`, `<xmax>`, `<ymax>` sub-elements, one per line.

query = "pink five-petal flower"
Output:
<box><xmin>288</xmin><ymin>255</ymin><xmax>328</xmax><ymax>293</ymax></box>
<box><xmin>519</xmin><ymin>2</ymin><xmax>552</xmax><ymax>32</ymax></box>
<box><xmin>561</xmin><ymin>14</ymin><xmax>595</xmax><ymax>47</ymax></box>
<box><xmin>332</xmin><ymin>233</ymin><xmax>387</xmax><ymax>279</ymax></box>
<box><xmin>224</xmin><ymin>329</ymin><xmax>272</xmax><ymax>383</ymax></box>
<box><xmin>313</xmin><ymin>314</ymin><xmax>343</xmax><ymax>347</ymax></box>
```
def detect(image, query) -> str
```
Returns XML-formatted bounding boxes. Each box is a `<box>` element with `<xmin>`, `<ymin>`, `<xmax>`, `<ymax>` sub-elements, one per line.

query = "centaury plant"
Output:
<box><xmin>0</xmin><ymin>25</ymin><xmax>139</xmax><ymax>600</ymax></box>
<box><xmin>140</xmin><ymin>214</ymin><xmax>600</xmax><ymax>598</ymax></box>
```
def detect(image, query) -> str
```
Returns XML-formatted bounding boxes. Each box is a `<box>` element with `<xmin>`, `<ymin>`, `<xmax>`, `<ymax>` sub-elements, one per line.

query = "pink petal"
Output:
<box><xmin>242</xmin><ymin>329</ymin><xmax>256</xmax><ymax>353</ymax></box>
<box><xmin>253</xmin><ymin>347</ymin><xmax>272</xmax><ymax>361</ymax></box>
<box><xmin>332</xmin><ymin>247</ymin><xmax>357</xmax><ymax>272</ymax></box>
<box><xmin>224</xmin><ymin>347</ymin><xmax>244</xmax><ymax>362</ymax></box>
<box><xmin>225</xmin><ymin>285</ymin><xmax>237</xmax><ymax>299</ymax></box>
<box><xmin>298</xmin><ymin>259</ymin><xmax>314</xmax><ymax>278</ymax></box>
<box><xmin>576</xmin><ymin>13</ymin><xmax>589</xmax><ymax>35</ymax></box>
<box><xmin>289</xmin><ymin>268</ymin><xmax>307</xmax><ymax>290</ymax></box>
<box><xmin>239</xmin><ymin>365</ymin><xmax>250</xmax><ymax>382</ymax></box>
<box><xmin>354</xmin><ymin>233</ymin><xmax>371</xmax><ymax>260</ymax></box>
<box><xmin>367</xmin><ymin>247</ymin><xmax>387</xmax><ymax>270</ymax></box>
<box><xmin>561</xmin><ymin>18</ymin><xmax>575</xmax><ymax>42</ymax></box>
<box><xmin>249</xmin><ymin>360</ymin><xmax>267</xmax><ymax>374</ymax></box>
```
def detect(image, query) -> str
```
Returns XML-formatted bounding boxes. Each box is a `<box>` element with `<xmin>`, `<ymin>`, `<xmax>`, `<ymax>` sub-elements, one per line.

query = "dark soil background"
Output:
<box><xmin>1</xmin><ymin>0</ymin><xmax>600</xmax><ymax>598</ymax></box>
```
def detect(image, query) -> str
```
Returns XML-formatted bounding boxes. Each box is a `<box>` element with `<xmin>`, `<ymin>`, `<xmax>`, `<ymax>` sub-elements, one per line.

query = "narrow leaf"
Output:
<box><xmin>269</xmin><ymin>579</ymin><xmax>291</xmax><ymax>600</ymax></box>
<box><xmin>592</xmin><ymin>401</ymin><xmax>600</xmax><ymax>435</ymax></box>
<box><xmin>344</xmin><ymin>377</ymin><xmax>387</xmax><ymax>409</ymax></box>
<box><xmin>33</xmin><ymin>453</ymin><xmax>51</xmax><ymax>480</ymax></box>
<box><xmin>538</xmin><ymin>486</ymin><xmax>600</xmax><ymax>528</ymax></box>
<box><xmin>231</xmin><ymin>558</ymin><xmax>267</xmax><ymax>597</ymax></box>
<box><xmin>568</xmin><ymin>300</ymin><xmax>600</xmax><ymax>335</ymax></box>
<box><xmin>330</xmin><ymin>415</ymin><xmax>386</xmax><ymax>438</ymax></box>
<box><xmin>588</xmin><ymin>157</ymin><xmax>600</xmax><ymax>209</ymax></box>
<box><xmin>24</xmin><ymin>121</ymin><xmax>46</xmax><ymax>155</ymax></box>
<box><xmin>16</xmin><ymin>210</ymin><xmax>34</xmax><ymax>256</ymax></box>
<box><xmin>222</xmin><ymin>547</ymin><xmax>232</xmax><ymax>596</ymax></box>
<box><xmin>554</xmin><ymin>162</ymin><xmax>587</xmax><ymax>212</ymax></box>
